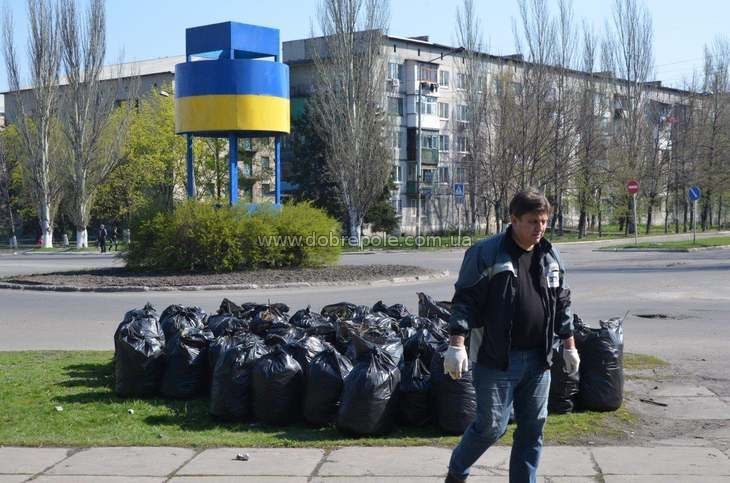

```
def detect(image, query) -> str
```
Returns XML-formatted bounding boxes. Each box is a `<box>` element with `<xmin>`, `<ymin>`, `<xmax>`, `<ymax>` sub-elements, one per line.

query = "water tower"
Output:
<box><xmin>175</xmin><ymin>21</ymin><xmax>290</xmax><ymax>205</ymax></box>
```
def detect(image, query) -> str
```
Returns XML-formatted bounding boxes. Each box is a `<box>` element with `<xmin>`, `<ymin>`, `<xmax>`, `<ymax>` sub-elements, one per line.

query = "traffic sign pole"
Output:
<box><xmin>687</xmin><ymin>186</ymin><xmax>701</xmax><ymax>245</ymax></box>
<box><xmin>632</xmin><ymin>193</ymin><xmax>638</xmax><ymax>245</ymax></box>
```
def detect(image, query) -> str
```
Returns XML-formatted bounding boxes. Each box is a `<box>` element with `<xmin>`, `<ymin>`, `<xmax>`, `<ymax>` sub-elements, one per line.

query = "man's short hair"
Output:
<box><xmin>509</xmin><ymin>189</ymin><xmax>551</xmax><ymax>218</ymax></box>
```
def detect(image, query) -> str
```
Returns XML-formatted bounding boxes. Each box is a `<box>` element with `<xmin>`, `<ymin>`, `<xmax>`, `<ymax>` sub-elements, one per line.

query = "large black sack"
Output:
<box><xmin>398</xmin><ymin>357</ymin><xmax>431</xmax><ymax>426</ymax></box>
<box><xmin>251</xmin><ymin>346</ymin><xmax>304</xmax><ymax>425</ymax></box>
<box><xmin>250</xmin><ymin>305</ymin><xmax>290</xmax><ymax>336</ymax></box>
<box><xmin>417</xmin><ymin>292</ymin><xmax>452</xmax><ymax>324</ymax></box>
<box><xmin>303</xmin><ymin>347</ymin><xmax>353</xmax><ymax>425</ymax></box>
<box><xmin>430</xmin><ymin>350</ymin><xmax>477</xmax><ymax>434</ymax></box>
<box><xmin>372</xmin><ymin>300</ymin><xmax>411</xmax><ymax>321</ymax></box>
<box><xmin>114</xmin><ymin>303</ymin><xmax>165</xmax><ymax>397</ymax></box>
<box><xmin>321</xmin><ymin>302</ymin><xmax>358</xmax><ymax>320</ymax></box>
<box><xmin>575</xmin><ymin>316</ymin><xmax>624</xmax><ymax>411</ymax></box>
<box><xmin>209</xmin><ymin>333</ymin><xmax>268</xmax><ymax>420</ymax></box>
<box><xmin>285</xmin><ymin>336</ymin><xmax>328</xmax><ymax>376</ymax></box>
<box><xmin>159</xmin><ymin>305</ymin><xmax>206</xmax><ymax>340</ymax></box>
<box><xmin>549</xmin><ymin>344</ymin><xmax>580</xmax><ymax>414</ymax></box>
<box><xmin>336</xmin><ymin>334</ymin><xmax>401</xmax><ymax>435</ymax></box>
<box><xmin>206</xmin><ymin>313</ymin><xmax>249</xmax><ymax>338</ymax></box>
<box><xmin>160</xmin><ymin>326</ymin><xmax>215</xmax><ymax>399</ymax></box>
<box><xmin>403</xmin><ymin>327</ymin><xmax>446</xmax><ymax>367</ymax></box>
<box><xmin>345</xmin><ymin>328</ymin><xmax>403</xmax><ymax>366</ymax></box>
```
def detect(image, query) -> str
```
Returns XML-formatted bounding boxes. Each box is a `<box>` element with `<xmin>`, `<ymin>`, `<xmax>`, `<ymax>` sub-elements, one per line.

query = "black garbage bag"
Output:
<box><xmin>217</xmin><ymin>298</ymin><xmax>247</xmax><ymax>317</ymax></box>
<box><xmin>251</xmin><ymin>346</ymin><xmax>304</xmax><ymax>425</ymax></box>
<box><xmin>250</xmin><ymin>305</ymin><xmax>289</xmax><ymax>336</ymax></box>
<box><xmin>159</xmin><ymin>304</ymin><xmax>206</xmax><ymax>340</ymax></box>
<box><xmin>548</xmin><ymin>344</ymin><xmax>580</xmax><ymax>414</ymax></box>
<box><xmin>345</xmin><ymin>327</ymin><xmax>403</xmax><ymax>366</ymax></box>
<box><xmin>398</xmin><ymin>314</ymin><xmax>430</xmax><ymax>330</ymax></box>
<box><xmin>160</xmin><ymin>326</ymin><xmax>215</xmax><ymax>399</ymax></box>
<box><xmin>290</xmin><ymin>306</ymin><xmax>326</xmax><ymax>328</ymax></box>
<box><xmin>575</xmin><ymin>315</ymin><xmax>624</xmax><ymax>411</ymax></box>
<box><xmin>359</xmin><ymin>311</ymin><xmax>398</xmax><ymax>333</ymax></box>
<box><xmin>417</xmin><ymin>292</ymin><xmax>452</xmax><ymax>324</ymax></box>
<box><xmin>398</xmin><ymin>356</ymin><xmax>431</xmax><ymax>426</ymax></box>
<box><xmin>303</xmin><ymin>347</ymin><xmax>353</xmax><ymax>425</ymax></box>
<box><xmin>372</xmin><ymin>300</ymin><xmax>411</xmax><ymax>321</ymax></box>
<box><xmin>336</xmin><ymin>333</ymin><xmax>401</xmax><ymax>435</ymax></box>
<box><xmin>209</xmin><ymin>333</ymin><xmax>268</xmax><ymax>420</ymax></box>
<box><xmin>321</xmin><ymin>302</ymin><xmax>358</xmax><ymax>320</ymax></box>
<box><xmin>403</xmin><ymin>327</ymin><xmax>446</xmax><ymax>366</ymax></box>
<box><xmin>114</xmin><ymin>303</ymin><xmax>165</xmax><ymax>397</ymax></box>
<box><xmin>430</xmin><ymin>350</ymin><xmax>477</xmax><ymax>434</ymax></box>
<box><xmin>285</xmin><ymin>336</ymin><xmax>328</xmax><ymax>376</ymax></box>
<box><xmin>206</xmin><ymin>313</ymin><xmax>249</xmax><ymax>338</ymax></box>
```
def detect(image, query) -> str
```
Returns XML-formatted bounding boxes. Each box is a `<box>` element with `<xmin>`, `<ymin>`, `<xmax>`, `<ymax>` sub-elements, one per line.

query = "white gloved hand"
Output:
<box><xmin>563</xmin><ymin>347</ymin><xmax>580</xmax><ymax>375</ymax></box>
<box><xmin>444</xmin><ymin>345</ymin><xmax>469</xmax><ymax>380</ymax></box>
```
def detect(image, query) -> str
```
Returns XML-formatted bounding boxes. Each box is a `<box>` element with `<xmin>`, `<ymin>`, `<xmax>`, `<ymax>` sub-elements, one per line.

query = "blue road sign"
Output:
<box><xmin>688</xmin><ymin>186</ymin><xmax>701</xmax><ymax>202</ymax></box>
<box><xmin>453</xmin><ymin>183</ymin><xmax>465</xmax><ymax>197</ymax></box>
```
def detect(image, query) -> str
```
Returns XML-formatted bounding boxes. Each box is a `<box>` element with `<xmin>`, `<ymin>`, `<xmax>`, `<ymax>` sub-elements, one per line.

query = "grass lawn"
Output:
<box><xmin>606</xmin><ymin>235</ymin><xmax>730</xmax><ymax>251</ymax></box>
<box><xmin>0</xmin><ymin>351</ymin><xmax>635</xmax><ymax>448</ymax></box>
<box><xmin>623</xmin><ymin>353</ymin><xmax>669</xmax><ymax>371</ymax></box>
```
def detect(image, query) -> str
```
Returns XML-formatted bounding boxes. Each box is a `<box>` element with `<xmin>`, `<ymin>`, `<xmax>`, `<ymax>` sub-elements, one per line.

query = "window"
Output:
<box><xmin>456</xmin><ymin>104</ymin><xmax>469</xmax><ymax>122</ymax></box>
<box><xmin>511</xmin><ymin>81</ymin><xmax>523</xmax><ymax>95</ymax></box>
<box><xmin>393</xmin><ymin>164</ymin><xmax>403</xmax><ymax>182</ymax></box>
<box><xmin>421</xmin><ymin>132</ymin><xmax>438</xmax><ymax>149</ymax></box>
<box><xmin>261</xmin><ymin>183</ymin><xmax>271</xmax><ymax>194</ymax></box>
<box><xmin>242</xmin><ymin>161</ymin><xmax>253</xmax><ymax>177</ymax></box>
<box><xmin>455</xmin><ymin>166</ymin><xmax>465</xmax><ymax>182</ymax></box>
<box><xmin>456</xmin><ymin>136</ymin><xmax>468</xmax><ymax>152</ymax></box>
<box><xmin>438</xmin><ymin>102</ymin><xmax>449</xmax><ymax>119</ymax></box>
<box><xmin>392</xmin><ymin>130</ymin><xmax>403</xmax><ymax>149</ymax></box>
<box><xmin>439</xmin><ymin>70</ymin><xmax>450</xmax><ymax>87</ymax></box>
<box><xmin>423</xmin><ymin>169</ymin><xmax>434</xmax><ymax>184</ymax></box>
<box><xmin>388</xmin><ymin>96</ymin><xmax>403</xmax><ymax>116</ymax></box>
<box><xmin>260</xmin><ymin>156</ymin><xmax>270</xmax><ymax>170</ymax></box>
<box><xmin>419</xmin><ymin>64</ymin><xmax>438</xmax><ymax>83</ymax></box>
<box><xmin>242</xmin><ymin>138</ymin><xmax>253</xmax><ymax>151</ymax></box>
<box><xmin>438</xmin><ymin>166</ymin><xmax>449</xmax><ymax>184</ymax></box>
<box><xmin>439</xmin><ymin>134</ymin><xmax>450</xmax><ymax>152</ymax></box>
<box><xmin>420</xmin><ymin>95</ymin><xmax>437</xmax><ymax>115</ymax></box>
<box><xmin>407</xmin><ymin>162</ymin><xmax>416</xmax><ymax>181</ymax></box>
<box><xmin>456</xmin><ymin>72</ymin><xmax>466</xmax><ymax>89</ymax></box>
<box><xmin>388</xmin><ymin>62</ymin><xmax>401</xmax><ymax>80</ymax></box>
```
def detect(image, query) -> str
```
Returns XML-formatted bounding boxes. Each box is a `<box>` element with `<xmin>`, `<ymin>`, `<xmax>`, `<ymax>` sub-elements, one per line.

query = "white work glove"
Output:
<box><xmin>563</xmin><ymin>347</ymin><xmax>580</xmax><ymax>376</ymax></box>
<box><xmin>444</xmin><ymin>345</ymin><xmax>469</xmax><ymax>380</ymax></box>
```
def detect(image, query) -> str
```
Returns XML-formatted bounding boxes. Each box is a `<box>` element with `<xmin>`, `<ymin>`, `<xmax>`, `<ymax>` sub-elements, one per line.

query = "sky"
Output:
<box><xmin>1</xmin><ymin>0</ymin><xmax>727</xmax><ymax>92</ymax></box>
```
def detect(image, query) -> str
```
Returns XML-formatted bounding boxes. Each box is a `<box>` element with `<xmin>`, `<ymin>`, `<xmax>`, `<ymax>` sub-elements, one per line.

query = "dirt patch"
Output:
<box><xmin>2</xmin><ymin>265</ymin><xmax>438</xmax><ymax>288</ymax></box>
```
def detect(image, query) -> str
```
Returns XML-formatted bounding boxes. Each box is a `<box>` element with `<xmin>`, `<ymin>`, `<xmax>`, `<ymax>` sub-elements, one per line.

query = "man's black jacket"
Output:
<box><xmin>448</xmin><ymin>227</ymin><xmax>573</xmax><ymax>370</ymax></box>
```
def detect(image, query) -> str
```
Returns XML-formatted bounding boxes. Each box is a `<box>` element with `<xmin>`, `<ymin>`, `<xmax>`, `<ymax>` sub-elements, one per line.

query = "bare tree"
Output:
<box><xmin>3</xmin><ymin>0</ymin><xmax>63</xmax><ymax>247</ymax></box>
<box><xmin>455</xmin><ymin>0</ymin><xmax>490</xmax><ymax>233</ymax></box>
<box><xmin>604</xmin><ymin>0</ymin><xmax>654</xmax><ymax>234</ymax></box>
<box><xmin>309</xmin><ymin>0</ymin><xmax>392</xmax><ymax>242</ymax></box>
<box><xmin>0</xmin><ymin>133</ymin><xmax>18</xmax><ymax>247</ymax></box>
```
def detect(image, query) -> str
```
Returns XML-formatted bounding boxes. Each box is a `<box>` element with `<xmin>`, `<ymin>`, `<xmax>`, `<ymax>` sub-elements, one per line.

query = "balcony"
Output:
<box><xmin>421</xmin><ymin>148</ymin><xmax>439</xmax><ymax>165</ymax></box>
<box><xmin>405</xmin><ymin>178</ymin><xmax>434</xmax><ymax>197</ymax></box>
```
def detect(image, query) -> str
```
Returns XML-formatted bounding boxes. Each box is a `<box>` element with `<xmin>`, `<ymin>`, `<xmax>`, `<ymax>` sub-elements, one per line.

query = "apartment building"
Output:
<box><xmin>283</xmin><ymin>33</ymin><xmax>691</xmax><ymax>234</ymax></box>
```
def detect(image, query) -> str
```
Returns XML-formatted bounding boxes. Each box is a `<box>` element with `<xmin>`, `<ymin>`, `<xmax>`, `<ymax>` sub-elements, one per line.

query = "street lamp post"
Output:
<box><xmin>414</xmin><ymin>46</ymin><xmax>464</xmax><ymax>242</ymax></box>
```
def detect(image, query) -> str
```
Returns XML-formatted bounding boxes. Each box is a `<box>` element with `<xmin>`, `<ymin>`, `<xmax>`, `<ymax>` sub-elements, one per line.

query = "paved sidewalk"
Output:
<box><xmin>2</xmin><ymin>444</ymin><xmax>730</xmax><ymax>482</ymax></box>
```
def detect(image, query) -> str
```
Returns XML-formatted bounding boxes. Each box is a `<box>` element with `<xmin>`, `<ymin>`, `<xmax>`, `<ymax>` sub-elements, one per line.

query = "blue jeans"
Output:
<box><xmin>448</xmin><ymin>349</ymin><xmax>550</xmax><ymax>483</ymax></box>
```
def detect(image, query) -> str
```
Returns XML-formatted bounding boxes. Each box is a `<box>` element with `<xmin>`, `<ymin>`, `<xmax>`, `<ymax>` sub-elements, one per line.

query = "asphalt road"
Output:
<box><xmin>1</xmin><ymin>233</ymin><xmax>729</xmax><ymax>395</ymax></box>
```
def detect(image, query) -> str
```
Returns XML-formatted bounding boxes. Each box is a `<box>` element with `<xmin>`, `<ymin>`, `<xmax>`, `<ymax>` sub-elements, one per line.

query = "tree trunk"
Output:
<box><xmin>76</xmin><ymin>228</ymin><xmax>88</xmax><ymax>249</ymax></box>
<box><xmin>683</xmin><ymin>198</ymin><xmax>688</xmax><ymax>233</ymax></box>
<box><xmin>645</xmin><ymin>195</ymin><xmax>654</xmax><ymax>235</ymax></box>
<box><xmin>40</xmin><ymin>203</ymin><xmax>53</xmax><ymax>248</ymax></box>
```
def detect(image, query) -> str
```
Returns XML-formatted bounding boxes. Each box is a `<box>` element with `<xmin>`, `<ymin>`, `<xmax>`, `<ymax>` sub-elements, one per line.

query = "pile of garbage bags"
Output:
<box><xmin>548</xmin><ymin>314</ymin><xmax>625</xmax><ymax>413</ymax></box>
<box><xmin>114</xmin><ymin>295</ymin><xmax>624</xmax><ymax>436</ymax></box>
<box><xmin>114</xmin><ymin>293</ymin><xmax>479</xmax><ymax>435</ymax></box>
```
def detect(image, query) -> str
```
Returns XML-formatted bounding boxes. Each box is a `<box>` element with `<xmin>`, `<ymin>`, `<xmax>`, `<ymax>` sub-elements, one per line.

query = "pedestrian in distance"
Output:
<box><xmin>444</xmin><ymin>189</ymin><xmax>580</xmax><ymax>483</ymax></box>
<box><xmin>97</xmin><ymin>224</ymin><xmax>108</xmax><ymax>253</ymax></box>
<box><xmin>109</xmin><ymin>226</ymin><xmax>119</xmax><ymax>251</ymax></box>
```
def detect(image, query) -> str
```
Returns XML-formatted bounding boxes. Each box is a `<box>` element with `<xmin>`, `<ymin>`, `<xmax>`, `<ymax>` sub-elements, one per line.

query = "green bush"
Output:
<box><xmin>125</xmin><ymin>200</ymin><xmax>341</xmax><ymax>272</ymax></box>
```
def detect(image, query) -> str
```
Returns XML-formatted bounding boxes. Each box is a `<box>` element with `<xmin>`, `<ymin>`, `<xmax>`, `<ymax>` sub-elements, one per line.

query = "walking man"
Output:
<box><xmin>444</xmin><ymin>189</ymin><xmax>579</xmax><ymax>483</ymax></box>
<box><xmin>97</xmin><ymin>224</ymin><xmax>108</xmax><ymax>253</ymax></box>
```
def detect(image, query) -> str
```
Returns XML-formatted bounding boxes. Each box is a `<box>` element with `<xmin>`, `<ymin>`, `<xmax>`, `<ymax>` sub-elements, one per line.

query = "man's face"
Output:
<box><xmin>510</xmin><ymin>211</ymin><xmax>549</xmax><ymax>248</ymax></box>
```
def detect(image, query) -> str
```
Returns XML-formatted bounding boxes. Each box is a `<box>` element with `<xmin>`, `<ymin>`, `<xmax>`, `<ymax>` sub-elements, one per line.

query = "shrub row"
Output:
<box><xmin>125</xmin><ymin>201</ymin><xmax>341</xmax><ymax>272</ymax></box>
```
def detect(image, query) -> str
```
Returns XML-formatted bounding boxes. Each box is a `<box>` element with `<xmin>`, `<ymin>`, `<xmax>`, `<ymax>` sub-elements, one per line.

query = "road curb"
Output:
<box><xmin>0</xmin><ymin>270</ymin><xmax>451</xmax><ymax>293</ymax></box>
<box><xmin>595</xmin><ymin>244</ymin><xmax>730</xmax><ymax>253</ymax></box>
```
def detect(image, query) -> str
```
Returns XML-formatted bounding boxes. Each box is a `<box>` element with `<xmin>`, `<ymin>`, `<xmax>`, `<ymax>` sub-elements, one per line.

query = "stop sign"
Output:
<box><xmin>627</xmin><ymin>179</ymin><xmax>640</xmax><ymax>194</ymax></box>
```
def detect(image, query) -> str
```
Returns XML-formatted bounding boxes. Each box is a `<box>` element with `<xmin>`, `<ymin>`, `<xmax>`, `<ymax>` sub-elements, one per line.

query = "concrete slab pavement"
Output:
<box><xmin>2</xmin><ymin>445</ymin><xmax>730</xmax><ymax>482</ymax></box>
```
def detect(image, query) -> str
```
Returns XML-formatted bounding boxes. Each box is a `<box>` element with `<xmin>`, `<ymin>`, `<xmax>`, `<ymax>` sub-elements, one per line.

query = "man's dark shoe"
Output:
<box><xmin>445</xmin><ymin>472</ymin><xmax>467</xmax><ymax>483</ymax></box>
